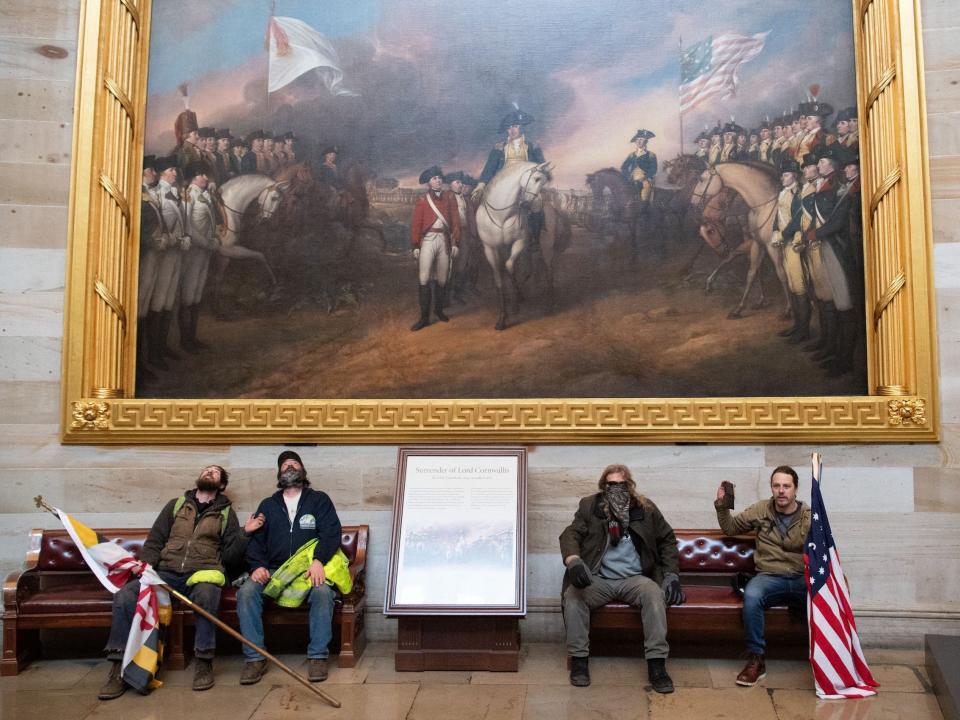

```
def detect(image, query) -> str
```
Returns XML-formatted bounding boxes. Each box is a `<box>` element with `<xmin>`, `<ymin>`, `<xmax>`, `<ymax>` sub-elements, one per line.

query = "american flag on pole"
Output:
<box><xmin>804</xmin><ymin>455</ymin><xmax>879</xmax><ymax>699</ymax></box>
<box><xmin>679</xmin><ymin>32</ymin><xmax>769</xmax><ymax>113</ymax></box>
<box><xmin>55</xmin><ymin>509</ymin><xmax>172</xmax><ymax>692</ymax></box>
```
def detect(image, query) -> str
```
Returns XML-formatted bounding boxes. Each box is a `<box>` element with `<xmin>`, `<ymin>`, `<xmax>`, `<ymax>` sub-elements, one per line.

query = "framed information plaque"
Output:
<box><xmin>384</xmin><ymin>446</ymin><xmax>527</xmax><ymax>616</ymax></box>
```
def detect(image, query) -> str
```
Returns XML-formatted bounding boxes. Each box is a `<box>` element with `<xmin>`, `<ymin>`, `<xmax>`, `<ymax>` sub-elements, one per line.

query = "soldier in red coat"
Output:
<box><xmin>410</xmin><ymin>166</ymin><xmax>461</xmax><ymax>331</ymax></box>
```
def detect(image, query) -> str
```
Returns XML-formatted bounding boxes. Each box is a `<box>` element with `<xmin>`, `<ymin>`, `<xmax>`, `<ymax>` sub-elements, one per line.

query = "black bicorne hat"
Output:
<box><xmin>630</xmin><ymin>129</ymin><xmax>655</xmax><ymax>142</ymax></box>
<box><xmin>498</xmin><ymin>107</ymin><xmax>535</xmax><ymax>133</ymax></box>
<box><xmin>419</xmin><ymin>165</ymin><xmax>444</xmax><ymax>184</ymax></box>
<box><xmin>182</xmin><ymin>161</ymin><xmax>211</xmax><ymax>181</ymax></box>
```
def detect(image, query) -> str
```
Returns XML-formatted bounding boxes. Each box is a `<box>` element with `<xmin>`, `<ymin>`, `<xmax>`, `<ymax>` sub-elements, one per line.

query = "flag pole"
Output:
<box><xmin>265</xmin><ymin>0</ymin><xmax>276</xmax><ymax>127</ymax></box>
<box><xmin>33</xmin><ymin>496</ymin><xmax>341</xmax><ymax>709</ymax></box>
<box><xmin>678</xmin><ymin>36</ymin><xmax>684</xmax><ymax>155</ymax></box>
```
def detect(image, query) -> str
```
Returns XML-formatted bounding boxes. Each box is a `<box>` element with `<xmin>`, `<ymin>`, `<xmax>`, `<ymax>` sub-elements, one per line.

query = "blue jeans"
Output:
<box><xmin>236</xmin><ymin>577</ymin><xmax>335</xmax><ymax>661</ymax></box>
<box><xmin>743</xmin><ymin>573</ymin><xmax>806</xmax><ymax>654</ymax></box>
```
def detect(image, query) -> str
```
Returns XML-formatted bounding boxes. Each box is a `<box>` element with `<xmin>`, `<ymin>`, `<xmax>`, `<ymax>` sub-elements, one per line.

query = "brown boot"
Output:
<box><xmin>736</xmin><ymin>653</ymin><xmax>766</xmax><ymax>686</ymax></box>
<box><xmin>98</xmin><ymin>659</ymin><xmax>127</xmax><ymax>700</ymax></box>
<box><xmin>239</xmin><ymin>660</ymin><xmax>267</xmax><ymax>685</ymax></box>
<box><xmin>192</xmin><ymin>657</ymin><xmax>215</xmax><ymax>691</ymax></box>
<box><xmin>308</xmin><ymin>658</ymin><xmax>329</xmax><ymax>682</ymax></box>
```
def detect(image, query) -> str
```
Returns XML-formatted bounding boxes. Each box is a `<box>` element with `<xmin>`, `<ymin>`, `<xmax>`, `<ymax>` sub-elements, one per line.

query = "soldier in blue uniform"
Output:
<box><xmin>620</xmin><ymin>129</ymin><xmax>657</xmax><ymax>207</ymax></box>
<box><xmin>472</xmin><ymin>106</ymin><xmax>547</xmax><ymax>246</ymax></box>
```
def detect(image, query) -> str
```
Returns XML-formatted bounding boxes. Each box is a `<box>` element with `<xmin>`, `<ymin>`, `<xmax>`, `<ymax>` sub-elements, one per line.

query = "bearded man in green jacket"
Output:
<box><xmin>715</xmin><ymin>465</ymin><xmax>812</xmax><ymax>688</ymax></box>
<box><xmin>559</xmin><ymin>464</ymin><xmax>684</xmax><ymax>693</ymax></box>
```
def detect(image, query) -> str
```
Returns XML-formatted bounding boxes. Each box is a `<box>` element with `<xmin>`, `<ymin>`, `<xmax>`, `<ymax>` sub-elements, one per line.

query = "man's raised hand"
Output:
<box><xmin>244</xmin><ymin>512</ymin><xmax>265</xmax><ymax>534</ymax></box>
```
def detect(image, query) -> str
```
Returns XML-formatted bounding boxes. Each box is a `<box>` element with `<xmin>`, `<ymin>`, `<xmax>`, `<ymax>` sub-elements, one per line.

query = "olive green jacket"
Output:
<box><xmin>559</xmin><ymin>494</ymin><xmax>680</xmax><ymax>593</ymax></box>
<box><xmin>715</xmin><ymin>498</ymin><xmax>811</xmax><ymax>575</ymax></box>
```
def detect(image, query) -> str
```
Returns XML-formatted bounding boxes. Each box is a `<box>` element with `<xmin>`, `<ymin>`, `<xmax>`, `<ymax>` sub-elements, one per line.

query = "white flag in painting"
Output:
<box><xmin>267</xmin><ymin>16</ymin><xmax>359</xmax><ymax>96</ymax></box>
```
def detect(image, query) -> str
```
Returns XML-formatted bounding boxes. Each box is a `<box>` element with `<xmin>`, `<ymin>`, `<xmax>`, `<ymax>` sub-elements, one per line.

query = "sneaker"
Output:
<box><xmin>308</xmin><ymin>658</ymin><xmax>329</xmax><ymax>682</ymax></box>
<box><xmin>647</xmin><ymin>658</ymin><xmax>674</xmax><ymax>694</ymax></box>
<box><xmin>98</xmin><ymin>659</ymin><xmax>127</xmax><ymax>700</ymax></box>
<box><xmin>192</xmin><ymin>657</ymin><xmax>215</xmax><ymax>691</ymax></box>
<box><xmin>736</xmin><ymin>653</ymin><xmax>767</xmax><ymax>686</ymax></box>
<box><xmin>569</xmin><ymin>656</ymin><xmax>590</xmax><ymax>687</ymax></box>
<box><xmin>239</xmin><ymin>660</ymin><xmax>268</xmax><ymax>685</ymax></box>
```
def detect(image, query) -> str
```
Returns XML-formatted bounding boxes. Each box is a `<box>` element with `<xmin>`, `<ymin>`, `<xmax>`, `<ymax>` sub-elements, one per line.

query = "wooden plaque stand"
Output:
<box><xmin>395</xmin><ymin>615</ymin><xmax>521</xmax><ymax>671</ymax></box>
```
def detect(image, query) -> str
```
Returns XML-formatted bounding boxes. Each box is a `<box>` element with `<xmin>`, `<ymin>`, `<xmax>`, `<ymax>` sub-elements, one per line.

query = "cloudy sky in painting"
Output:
<box><xmin>144</xmin><ymin>0</ymin><xmax>856</xmax><ymax>187</ymax></box>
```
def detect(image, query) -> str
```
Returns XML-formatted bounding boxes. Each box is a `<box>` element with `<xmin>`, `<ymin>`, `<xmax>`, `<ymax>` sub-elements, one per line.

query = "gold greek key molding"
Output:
<box><xmin>873</xmin><ymin>270</ymin><xmax>906</xmax><ymax>328</ymax></box>
<box><xmin>103</xmin><ymin>76</ymin><xmax>135</xmax><ymax>123</ymax></box>
<box><xmin>98</xmin><ymin>172</ymin><xmax>130</xmax><ymax>224</ymax></box>
<box><xmin>865</xmin><ymin>64</ymin><xmax>896</xmax><ymax>113</ymax></box>
<box><xmin>71</xmin><ymin>401</ymin><xmax>111</xmax><ymax>430</ymax></box>
<box><xmin>869</xmin><ymin>166</ymin><xmax>902</xmax><ymax>220</ymax></box>
<box><xmin>94</xmin><ymin>277</ymin><xmax>127</xmax><ymax>330</ymax></box>
<box><xmin>887</xmin><ymin>398</ymin><xmax>926</xmax><ymax>426</ymax></box>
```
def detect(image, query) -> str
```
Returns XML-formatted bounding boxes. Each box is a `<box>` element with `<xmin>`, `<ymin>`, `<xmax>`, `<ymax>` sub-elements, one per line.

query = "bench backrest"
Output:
<box><xmin>675</xmin><ymin>530</ymin><xmax>756</xmax><ymax>574</ymax></box>
<box><xmin>30</xmin><ymin>525</ymin><xmax>369</xmax><ymax>573</ymax></box>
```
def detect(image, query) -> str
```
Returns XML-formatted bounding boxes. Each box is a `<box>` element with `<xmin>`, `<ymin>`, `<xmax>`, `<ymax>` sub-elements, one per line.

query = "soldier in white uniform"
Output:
<box><xmin>180</xmin><ymin>161</ymin><xmax>218</xmax><ymax>352</ymax></box>
<box><xmin>770</xmin><ymin>158</ymin><xmax>810</xmax><ymax>342</ymax></box>
<box><xmin>147</xmin><ymin>156</ymin><xmax>189</xmax><ymax>370</ymax></box>
<box><xmin>137</xmin><ymin>156</ymin><xmax>163</xmax><ymax>383</ymax></box>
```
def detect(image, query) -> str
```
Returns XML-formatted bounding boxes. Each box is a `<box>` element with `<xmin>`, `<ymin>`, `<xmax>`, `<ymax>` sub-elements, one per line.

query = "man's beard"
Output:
<box><xmin>278</xmin><ymin>467</ymin><xmax>306</xmax><ymax>489</ymax></box>
<box><xmin>196</xmin><ymin>475</ymin><xmax>220</xmax><ymax>492</ymax></box>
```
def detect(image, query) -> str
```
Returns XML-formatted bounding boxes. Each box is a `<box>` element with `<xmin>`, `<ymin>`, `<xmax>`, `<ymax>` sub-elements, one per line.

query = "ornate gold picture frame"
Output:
<box><xmin>61</xmin><ymin>0</ymin><xmax>939</xmax><ymax>444</ymax></box>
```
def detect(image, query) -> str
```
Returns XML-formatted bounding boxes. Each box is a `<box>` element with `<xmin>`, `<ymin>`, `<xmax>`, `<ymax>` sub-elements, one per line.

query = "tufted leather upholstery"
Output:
<box><xmin>675</xmin><ymin>530</ymin><xmax>755</xmax><ymax>573</ymax></box>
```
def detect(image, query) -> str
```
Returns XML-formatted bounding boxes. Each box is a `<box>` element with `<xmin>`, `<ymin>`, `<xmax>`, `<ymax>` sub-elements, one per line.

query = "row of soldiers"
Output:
<box><xmin>770</xmin><ymin>142</ymin><xmax>863</xmax><ymax>377</ymax></box>
<box><xmin>174</xmin><ymin>106</ymin><xmax>299</xmax><ymax>186</ymax></box>
<box><xmin>136</xmin><ymin>154</ymin><xmax>222</xmax><ymax>385</ymax></box>
<box><xmin>694</xmin><ymin>101</ymin><xmax>859</xmax><ymax>169</ymax></box>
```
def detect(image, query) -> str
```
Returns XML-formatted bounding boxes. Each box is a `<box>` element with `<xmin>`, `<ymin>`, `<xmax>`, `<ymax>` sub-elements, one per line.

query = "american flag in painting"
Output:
<box><xmin>679</xmin><ymin>32</ymin><xmax>769</xmax><ymax>113</ymax></box>
<box><xmin>805</xmin><ymin>457</ymin><xmax>879</xmax><ymax>699</ymax></box>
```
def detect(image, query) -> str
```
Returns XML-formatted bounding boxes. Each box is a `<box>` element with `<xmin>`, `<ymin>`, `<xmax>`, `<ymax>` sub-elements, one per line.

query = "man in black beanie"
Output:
<box><xmin>559</xmin><ymin>464</ymin><xmax>684</xmax><ymax>692</ymax></box>
<box><xmin>237</xmin><ymin>450</ymin><xmax>342</xmax><ymax>685</ymax></box>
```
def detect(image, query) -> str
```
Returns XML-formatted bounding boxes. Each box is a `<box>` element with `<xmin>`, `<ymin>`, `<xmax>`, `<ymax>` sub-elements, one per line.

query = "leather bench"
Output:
<box><xmin>2</xmin><ymin>525</ymin><xmax>368</xmax><ymax>676</ymax></box>
<box><xmin>584</xmin><ymin>529</ymin><xmax>808</xmax><ymax>659</ymax></box>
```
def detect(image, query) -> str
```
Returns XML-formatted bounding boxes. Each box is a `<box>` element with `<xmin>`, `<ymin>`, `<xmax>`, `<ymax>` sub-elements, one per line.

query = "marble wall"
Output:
<box><xmin>1</xmin><ymin>0</ymin><xmax>959</xmax><ymax>648</ymax></box>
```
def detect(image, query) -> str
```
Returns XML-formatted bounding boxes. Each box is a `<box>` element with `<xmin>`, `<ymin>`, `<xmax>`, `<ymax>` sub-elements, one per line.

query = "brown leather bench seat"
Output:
<box><xmin>2</xmin><ymin>525</ymin><xmax>368</xmax><ymax>676</ymax></box>
<box><xmin>584</xmin><ymin>530</ymin><xmax>807</xmax><ymax>659</ymax></box>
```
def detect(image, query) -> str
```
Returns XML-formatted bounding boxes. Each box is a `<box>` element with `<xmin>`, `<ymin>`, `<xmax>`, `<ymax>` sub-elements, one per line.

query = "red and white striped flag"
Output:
<box><xmin>679</xmin><ymin>32</ymin><xmax>769</xmax><ymax>114</ymax></box>
<box><xmin>804</xmin><ymin>454</ymin><xmax>879</xmax><ymax>699</ymax></box>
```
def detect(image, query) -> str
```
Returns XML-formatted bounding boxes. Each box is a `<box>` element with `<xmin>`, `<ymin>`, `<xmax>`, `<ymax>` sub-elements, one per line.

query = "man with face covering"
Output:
<box><xmin>98</xmin><ymin>465</ymin><xmax>247</xmax><ymax>699</ymax></box>
<box><xmin>237</xmin><ymin>450</ymin><xmax>343</xmax><ymax>685</ymax></box>
<box><xmin>559</xmin><ymin>464</ymin><xmax>684</xmax><ymax>692</ymax></box>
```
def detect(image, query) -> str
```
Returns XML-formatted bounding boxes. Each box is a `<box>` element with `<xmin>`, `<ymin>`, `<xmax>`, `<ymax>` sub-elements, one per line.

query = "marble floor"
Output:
<box><xmin>0</xmin><ymin>644</ymin><xmax>944</xmax><ymax>720</ymax></box>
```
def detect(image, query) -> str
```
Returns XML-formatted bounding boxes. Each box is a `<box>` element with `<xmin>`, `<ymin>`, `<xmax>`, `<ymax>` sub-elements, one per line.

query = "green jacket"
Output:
<box><xmin>715</xmin><ymin>498</ymin><xmax>811</xmax><ymax>575</ymax></box>
<box><xmin>559</xmin><ymin>493</ymin><xmax>680</xmax><ymax>593</ymax></box>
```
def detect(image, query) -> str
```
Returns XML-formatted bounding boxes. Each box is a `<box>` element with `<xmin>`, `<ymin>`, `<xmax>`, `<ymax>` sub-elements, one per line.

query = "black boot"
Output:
<box><xmin>179</xmin><ymin>304</ymin><xmax>199</xmax><ymax>354</ymax></box>
<box><xmin>648</xmin><ymin>658</ymin><xmax>675</xmax><ymax>694</ymax></box>
<box><xmin>190</xmin><ymin>304</ymin><xmax>209</xmax><ymax>351</ymax></box>
<box><xmin>811</xmin><ymin>302</ymin><xmax>839</xmax><ymax>361</ymax></box>
<box><xmin>803</xmin><ymin>301</ymin><xmax>829</xmax><ymax>352</ymax></box>
<box><xmin>136</xmin><ymin>320</ymin><xmax>156</xmax><ymax>383</ymax></box>
<box><xmin>827</xmin><ymin>310</ymin><xmax>858</xmax><ymax>377</ymax></box>
<box><xmin>158</xmin><ymin>310</ymin><xmax>180</xmax><ymax>359</ymax></box>
<box><xmin>410</xmin><ymin>285</ymin><xmax>431</xmax><ymax>331</ymax></box>
<box><xmin>433</xmin><ymin>282</ymin><xmax>449</xmax><ymax>322</ymax></box>
<box><xmin>786</xmin><ymin>294</ymin><xmax>812</xmax><ymax>344</ymax></box>
<box><xmin>146</xmin><ymin>311</ymin><xmax>169</xmax><ymax>370</ymax></box>
<box><xmin>569</xmin><ymin>656</ymin><xmax>590</xmax><ymax>687</ymax></box>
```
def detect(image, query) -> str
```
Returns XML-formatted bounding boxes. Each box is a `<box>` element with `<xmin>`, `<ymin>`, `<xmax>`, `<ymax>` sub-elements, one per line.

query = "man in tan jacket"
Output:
<box><xmin>714</xmin><ymin>465</ymin><xmax>811</xmax><ymax>687</ymax></box>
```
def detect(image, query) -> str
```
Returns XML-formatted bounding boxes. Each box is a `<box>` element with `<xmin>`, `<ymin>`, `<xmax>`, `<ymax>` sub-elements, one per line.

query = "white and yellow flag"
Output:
<box><xmin>55</xmin><ymin>509</ymin><xmax>172</xmax><ymax>691</ymax></box>
<box><xmin>266</xmin><ymin>15</ymin><xmax>359</xmax><ymax>96</ymax></box>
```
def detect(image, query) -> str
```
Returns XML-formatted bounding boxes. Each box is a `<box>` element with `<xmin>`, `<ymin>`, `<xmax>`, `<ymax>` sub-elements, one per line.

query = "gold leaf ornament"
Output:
<box><xmin>71</xmin><ymin>401</ymin><xmax>111</xmax><ymax>430</ymax></box>
<box><xmin>887</xmin><ymin>398</ymin><xmax>926</xmax><ymax>426</ymax></box>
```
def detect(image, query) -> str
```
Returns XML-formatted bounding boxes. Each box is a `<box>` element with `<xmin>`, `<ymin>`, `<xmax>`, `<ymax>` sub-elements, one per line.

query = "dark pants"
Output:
<box><xmin>105</xmin><ymin>570</ymin><xmax>221</xmax><ymax>660</ymax></box>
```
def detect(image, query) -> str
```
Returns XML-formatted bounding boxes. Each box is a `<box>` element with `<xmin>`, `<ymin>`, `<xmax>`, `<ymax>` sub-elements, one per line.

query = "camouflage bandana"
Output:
<box><xmin>600</xmin><ymin>483</ymin><xmax>632</xmax><ymax>545</ymax></box>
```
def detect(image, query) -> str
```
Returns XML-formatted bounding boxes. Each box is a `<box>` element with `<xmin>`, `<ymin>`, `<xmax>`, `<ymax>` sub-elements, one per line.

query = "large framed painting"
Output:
<box><xmin>61</xmin><ymin>0</ymin><xmax>939</xmax><ymax>443</ymax></box>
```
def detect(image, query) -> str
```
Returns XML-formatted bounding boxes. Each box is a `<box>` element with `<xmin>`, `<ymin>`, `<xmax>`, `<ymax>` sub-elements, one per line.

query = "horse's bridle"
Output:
<box><xmin>219</xmin><ymin>182</ymin><xmax>282</xmax><ymax>235</ymax></box>
<box><xmin>693</xmin><ymin>165</ymin><xmax>779</xmax><ymax>238</ymax></box>
<box><xmin>481</xmin><ymin>166</ymin><xmax>544</xmax><ymax>229</ymax></box>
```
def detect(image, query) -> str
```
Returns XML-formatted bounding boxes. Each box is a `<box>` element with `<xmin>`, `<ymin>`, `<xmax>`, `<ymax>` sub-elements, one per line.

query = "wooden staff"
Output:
<box><xmin>34</xmin><ymin>496</ymin><xmax>340</xmax><ymax>709</ymax></box>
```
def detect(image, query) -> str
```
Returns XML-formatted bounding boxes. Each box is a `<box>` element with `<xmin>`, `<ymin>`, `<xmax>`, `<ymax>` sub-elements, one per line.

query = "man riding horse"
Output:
<box><xmin>472</xmin><ymin>105</ymin><xmax>548</xmax><ymax>248</ymax></box>
<box><xmin>620</xmin><ymin>129</ymin><xmax>657</xmax><ymax>215</ymax></box>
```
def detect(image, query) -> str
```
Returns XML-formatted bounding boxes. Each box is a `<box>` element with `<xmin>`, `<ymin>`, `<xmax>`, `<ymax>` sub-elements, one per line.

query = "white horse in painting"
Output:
<box><xmin>474</xmin><ymin>160</ymin><xmax>555</xmax><ymax>330</ymax></box>
<box><xmin>690</xmin><ymin>162</ymin><xmax>788</xmax><ymax>318</ymax></box>
<box><xmin>210</xmin><ymin>174</ymin><xmax>288</xmax><ymax>312</ymax></box>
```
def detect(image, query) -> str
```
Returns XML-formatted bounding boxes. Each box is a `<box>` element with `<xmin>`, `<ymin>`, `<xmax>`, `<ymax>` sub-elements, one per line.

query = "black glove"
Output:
<box><xmin>567</xmin><ymin>559</ymin><xmax>592</xmax><ymax>589</ymax></box>
<box><xmin>661</xmin><ymin>573</ymin><xmax>685</xmax><ymax>606</ymax></box>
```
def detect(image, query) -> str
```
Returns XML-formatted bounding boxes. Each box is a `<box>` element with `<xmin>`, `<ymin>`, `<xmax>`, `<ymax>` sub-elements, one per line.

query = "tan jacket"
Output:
<box><xmin>715</xmin><ymin>498</ymin><xmax>811</xmax><ymax>575</ymax></box>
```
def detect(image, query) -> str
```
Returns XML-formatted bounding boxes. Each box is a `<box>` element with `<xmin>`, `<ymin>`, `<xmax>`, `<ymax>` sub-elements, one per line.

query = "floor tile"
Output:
<box><xmin>0</xmin><ymin>689</ymin><xmax>100</xmax><ymax>720</ymax></box>
<box><xmin>249</xmin><ymin>684</ymin><xmax>418</xmax><ymax>720</ymax></box>
<box><xmin>363</xmin><ymin>656</ymin><xmax>472</xmax><ymax>684</ymax></box>
<box><xmin>650</xmin><ymin>686</ymin><xmax>779</xmax><ymax>720</ymax></box>
<box><xmin>0</xmin><ymin>658</ymin><xmax>101</xmax><ymax>691</ymax></box>
<box><xmin>772</xmin><ymin>688</ymin><xmax>944</xmax><ymax>720</ymax></box>
<box><xmin>407</xmin><ymin>684</ymin><xmax>525</xmax><ymax>720</ymax></box>
<box><xmin>869</xmin><ymin>664</ymin><xmax>927</xmax><ymax>693</ymax></box>
<box><xmin>522</xmin><ymin>684</ymin><xmax>649</xmax><ymax>720</ymax></box>
<box><xmin>863</xmin><ymin>649</ymin><xmax>925</xmax><ymax>665</ymax></box>
<box><xmin>82</xmin><ymin>680</ymin><xmax>273</xmax><ymax>720</ymax></box>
